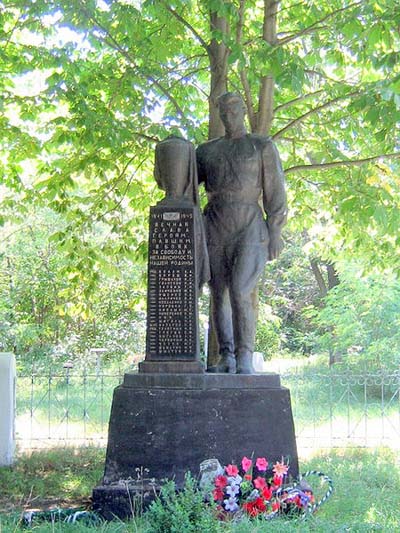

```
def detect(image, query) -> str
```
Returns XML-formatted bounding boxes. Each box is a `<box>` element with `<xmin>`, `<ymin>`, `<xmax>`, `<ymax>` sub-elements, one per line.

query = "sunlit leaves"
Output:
<box><xmin>0</xmin><ymin>0</ymin><xmax>399</xmax><ymax>313</ymax></box>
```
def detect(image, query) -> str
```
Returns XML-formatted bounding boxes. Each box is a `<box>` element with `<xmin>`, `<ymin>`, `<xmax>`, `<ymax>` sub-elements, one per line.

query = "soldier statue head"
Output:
<box><xmin>217</xmin><ymin>92</ymin><xmax>247</xmax><ymax>138</ymax></box>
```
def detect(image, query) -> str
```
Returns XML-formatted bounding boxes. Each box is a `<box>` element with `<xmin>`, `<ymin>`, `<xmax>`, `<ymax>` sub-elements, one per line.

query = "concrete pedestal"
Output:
<box><xmin>0</xmin><ymin>353</ymin><xmax>16</xmax><ymax>466</ymax></box>
<box><xmin>93</xmin><ymin>372</ymin><xmax>298</xmax><ymax>519</ymax></box>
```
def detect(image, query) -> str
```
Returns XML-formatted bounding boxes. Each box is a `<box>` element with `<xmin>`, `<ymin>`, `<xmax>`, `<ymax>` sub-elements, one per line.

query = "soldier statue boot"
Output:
<box><xmin>236</xmin><ymin>350</ymin><xmax>255</xmax><ymax>374</ymax></box>
<box><xmin>215</xmin><ymin>353</ymin><xmax>237</xmax><ymax>374</ymax></box>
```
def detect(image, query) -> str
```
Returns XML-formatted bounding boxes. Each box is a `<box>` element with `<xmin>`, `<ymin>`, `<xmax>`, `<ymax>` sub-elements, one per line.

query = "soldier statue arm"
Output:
<box><xmin>261</xmin><ymin>140</ymin><xmax>288</xmax><ymax>260</ymax></box>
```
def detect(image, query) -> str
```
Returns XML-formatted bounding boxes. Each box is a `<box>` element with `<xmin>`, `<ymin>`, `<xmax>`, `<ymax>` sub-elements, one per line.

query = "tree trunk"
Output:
<box><xmin>326</xmin><ymin>261</ymin><xmax>340</xmax><ymax>289</ymax></box>
<box><xmin>310</xmin><ymin>259</ymin><xmax>328</xmax><ymax>297</ymax></box>
<box><xmin>207</xmin><ymin>298</ymin><xmax>220</xmax><ymax>368</ymax></box>
<box><xmin>207</xmin><ymin>9</ymin><xmax>229</xmax><ymax>139</ymax></box>
<box><xmin>255</xmin><ymin>0</ymin><xmax>278</xmax><ymax>135</ymax></box>
<box><xmin>206</xmin><ymin>6</ymin><xmax>230</xmax><ymax>367</ymax></box>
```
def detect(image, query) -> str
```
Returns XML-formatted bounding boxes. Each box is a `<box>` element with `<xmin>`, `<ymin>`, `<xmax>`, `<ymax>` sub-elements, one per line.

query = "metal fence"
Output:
<box><xmin>15</xmin><ymin>367</ymin><xmax>400</xmax><ymax>451</ymax></box>
<box><xmin>15</xmin><ymin>369</ymin><xmax>123</xmax><ymax>449</ymax></box>
<box><xmin>284</xmin><ymin>369</ymin><xmax>400</xmax><ymax>450</ymax></box>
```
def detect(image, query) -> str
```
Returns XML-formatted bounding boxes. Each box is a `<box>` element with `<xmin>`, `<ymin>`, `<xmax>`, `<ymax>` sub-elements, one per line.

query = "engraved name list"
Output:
<box><xmin>146</xmin><ymin>206</ymin><xmax>198</xmax><ymax>359</ymax></box>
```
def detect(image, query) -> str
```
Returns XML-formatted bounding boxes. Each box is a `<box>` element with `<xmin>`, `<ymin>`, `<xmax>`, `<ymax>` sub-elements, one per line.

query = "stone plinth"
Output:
<box><xmin>93</xmin><ymin>372</ymin><xmax>298</xmax><ymax>519</ymax></box>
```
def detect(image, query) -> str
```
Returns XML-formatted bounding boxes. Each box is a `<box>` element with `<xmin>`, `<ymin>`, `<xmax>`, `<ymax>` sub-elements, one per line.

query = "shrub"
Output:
<box><xmin>146</xmin><ymin>474</ymin><xmax>221</xmax><ymax>533</ymax></box>
<box><xmin>305</xmin><ymin>265</ymin><xmax>400</xmax><ymax>370</ymax></box>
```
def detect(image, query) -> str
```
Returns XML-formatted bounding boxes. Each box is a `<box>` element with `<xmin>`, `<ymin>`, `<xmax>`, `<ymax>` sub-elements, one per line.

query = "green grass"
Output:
<box><xmin>0</xmin><ymin>447</ymin><xmax>105</xmax><ymax>514</ymax></box>
<box><xmin>1</xmin><ymin>447</ymin><xmax>399</xmax><ymax>532</ymax></box>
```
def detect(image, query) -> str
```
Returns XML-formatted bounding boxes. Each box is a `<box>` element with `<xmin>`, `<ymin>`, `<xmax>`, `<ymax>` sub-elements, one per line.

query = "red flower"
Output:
<box><xmin>272</xmin><ymin>501</ymin><xmax>280</xmax><ymax>511</ymax></box>
<box><xmin>213</xmin><ymin>488</ymin><xmax>224</xmax><ymax>501</ymax></box>
<box><xmin>305</xmin><ymin>490</ymin><xmax>315</xmax><ymax>503</ymax></box>
<box><xmin>272</xmin><ymin>474</ymin><xmax>282</xmax><ymax>487</ymax></box>
<box><xmin>243</xmin><ymin>501</ymin><xmax>260</xmax><ymax>517</ymax></box>
<box><xmin>241</xmin><ymin>456</ymin><xmax>253</xmax><ymax>472</ymax></box>
<box><xmin>262</xmin><ymin>486</ymin><xmax>273</xmax><ymax>500</ymax></box>
<box><xmin>215</xmin><ymin>475</ymin><xmax>228</xmax><ymax>489</ymax></box>
<box><xmin>294</xmin><ymin>495</ymin><xmax>303</xmax><ymax>508</ymax></box>
<box><xmin>256</xmin><ymin>457</ymin><xmax>268</xmax><ymax>471</ymax></box>
<box><xmin>254</xmin><ymin>476</ymin><xmax>267</xmax><ymax>490</ymax></box>
<box><xmin>244</xmin><ymin>474</ymin><xmax>252</xmax><ymax>481</ymax></box>
<box><xmin>225</xmin><ymin>464</ymin><xmax>239</xmax><ymax>476</ymax></box>
<box><xmin>242</xmin><ymin>496</ymin><xmax>266</xmax><ymax>517</ymax></box>
<box><xmin>255</xmin><ymin>497</ymin><xmax>266</xmax><ymax>512</ymax></box>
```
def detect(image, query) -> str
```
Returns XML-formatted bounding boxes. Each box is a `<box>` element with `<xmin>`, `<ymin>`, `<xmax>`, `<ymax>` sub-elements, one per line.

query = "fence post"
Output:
<box><xmin>0</xmin><ymin>353</ymin><xmax>16</xmax><ymax>466</ymax></box>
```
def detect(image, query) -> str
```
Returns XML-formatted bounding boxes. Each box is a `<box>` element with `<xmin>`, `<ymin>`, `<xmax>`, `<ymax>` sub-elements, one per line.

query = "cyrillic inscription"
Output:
<box><xmin>146</xmin><ymin>207</ymin><xmax>197</xmax><ymax>358</ymax></box>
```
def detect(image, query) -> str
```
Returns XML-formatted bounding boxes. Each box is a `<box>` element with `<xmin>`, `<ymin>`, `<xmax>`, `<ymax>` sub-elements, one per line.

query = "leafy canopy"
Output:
<box><xmin>1</xmin><ymin>0</ymin><xmax>399</xmax><ymax>310</ymax></box>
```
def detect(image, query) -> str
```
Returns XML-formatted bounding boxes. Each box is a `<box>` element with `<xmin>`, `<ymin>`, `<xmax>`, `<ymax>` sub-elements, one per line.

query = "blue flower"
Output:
<box><xmin>226</xmin><ymin>484</ymin><xmax>240</xmax><ymax>496</ymax></box>
<box><xmin>247</xmin><ymin>489</ymin><xmax>260</xmax><ymax>501</ymax></box>
<box><xmin>298</xmin><ymin>491</ymin><xmax>311</xmax><ymax>506</ymax></box>
<box><xmin>224</xmin><ymin>497</ymin><xmax>239</xmax><ymax>512</ymax></box>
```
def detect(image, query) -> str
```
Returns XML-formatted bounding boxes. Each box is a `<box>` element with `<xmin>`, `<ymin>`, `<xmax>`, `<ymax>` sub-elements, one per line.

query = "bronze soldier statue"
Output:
<box><xmin>196</xmin><ymin>93</ymin><xmax>287</xmax><ymax>374</ymax></box>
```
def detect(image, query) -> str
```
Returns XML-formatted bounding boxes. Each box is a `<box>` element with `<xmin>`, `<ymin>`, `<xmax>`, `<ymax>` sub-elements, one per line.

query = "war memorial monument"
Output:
<box><xmin>93</xmin><ymin>93</ymin><xmax>298</xmax><ymax>518</ymax></box>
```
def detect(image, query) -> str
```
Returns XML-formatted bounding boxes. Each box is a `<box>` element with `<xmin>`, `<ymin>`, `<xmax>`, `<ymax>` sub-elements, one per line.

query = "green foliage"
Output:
<box><xmin>146</xmin><ymin>474</ymin><xmax>221</xmax><ymax>533</ymax></box>
<box><xmin>1</xmin><ymin>447</ymin><xmax>400</xmax><ymax>531</ymax></box>
<box><xmin>0</xmin><ymin>208</ymin><xmax>146</xmax><ymax>370</ymax></box>
<box><xmin>258</xmin><ymin>232</ymin><xmax>320</xmax><ymax>358</ymax></box>
<box><xmin>1</xmin><ymin>0</ymin><xmax>399</xmax><ymax>297</ymax></box>
<box><xmin>1</xmin><ymin>1</ymin><xmax>399</xmax><ymax>369</ymax></box>
<box><xmin>305</xmin><ymin>264</ymin><xmax>400</xmax><ymax>369</ymax></box>
<box><xmin>255</xmin><ymin>302</ymin><xmax>282</xmax><ymax>359</ymax></box>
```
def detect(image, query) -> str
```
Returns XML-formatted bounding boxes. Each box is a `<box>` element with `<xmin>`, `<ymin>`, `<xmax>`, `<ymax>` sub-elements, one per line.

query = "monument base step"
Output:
<box><xmin>138</xmin><ymin>360</ymin><xmax>204</xmax><ymax>374</ymax></box>
<box><xmin>92</xmin><ymin>372</ymin><xmax>298</xmax><ymax>519</ymax></box>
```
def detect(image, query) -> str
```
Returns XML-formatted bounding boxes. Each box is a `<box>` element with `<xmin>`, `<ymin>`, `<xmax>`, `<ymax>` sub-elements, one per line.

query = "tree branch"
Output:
<box><xmin>274</xmin><ymin>89</ymin><xmax>326</xmax><ymax>113</ymax></box>
<box><xmin>273</xmin><ymin>91</ymin><xmax>359</xmax><ymax>139</ymax></box>
<box><xmin>159</xmin><ymin>0</ymin><xmax>209</xmax><ymax>51</ymax></box>
<box><xmin>285</xmin><ymin>153</ymin><xmax>400</xmax><ymax>174</ymax></box>
<box><xmin>276</xmin><ymin>1</ymin><xmax>306</xmax><ymax>15</ymax></box>
<box><xmin>132</xmin><ymin>132</ymin><xmax>160</xmax><ymax>143</ymax></box>
<box><xmin>164</xmin><ymin>53</ymin><xmax>207</xmax><ymax>73</ymax></box>
<box><xmin>310</xmin><ymin>259</ymin><xmax>328</xmax><ymax>297</ymax></box>
<box><xmin>235</xmin><ymin>0</ymin><xmax>246</xmax><ymax>43</ymax></box>
<box><xmin>277</xmin><ymin>1</ymin><xmax>362</xmax><ymax>46</ymax></box>
<box><xmin>4</xmin><ymin>12</ymin><xmax>24</xmax><ymax>51</ymax></box>
<box><xmin>257</xmin><ymin>76</ymin><xmax>275</xmax><ymax>134</ymax></box>
<box><xmin>304</xmin><ymin>69</ymin><xmax>357</xmax><ymax>85</ymax></box>
<box><xmin>95</xmin><ymin>156</ymin><xmax>148</xmax><ymax>220</ymax></box>
<box><xmin>208</xmin><ymin>7</ymin><xmax>230</xmax><ymax>138</ymax></box>
<box><xmin>168</xmin><ymin>67</ymin><xmax>210</xmax><ymax>91</ymax></box>
<box><xmin>235</xmin><ymin>0</ymin><xmax>256</xmax><ymax>130</ymax></box>
<box><xmin>240</xmin><ymin>71</ymin><xmax>256</xmax><ymax>131</ymax></box>
<box><xmin>80</xmin><ymin>6</ymin><xmax>189</xmax><ymax>124</ymax></box>
<box><xmin>278</xmin><ymin>24</ymin><xmax>327</xmax><ymax>45</ymax></box>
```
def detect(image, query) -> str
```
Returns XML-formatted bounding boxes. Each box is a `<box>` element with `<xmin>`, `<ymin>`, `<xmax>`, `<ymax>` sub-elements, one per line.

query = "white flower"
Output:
<box><xmin>228</xmin><ymin>474</ymin><xmax>242</xmax><ymax>486</ymax></box>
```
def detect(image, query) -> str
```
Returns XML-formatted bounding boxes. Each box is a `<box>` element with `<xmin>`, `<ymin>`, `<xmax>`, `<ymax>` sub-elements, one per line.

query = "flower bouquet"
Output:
<box><xmin>211</xmin><ymin>456</ymin><xmax>330</xmax><ymax>520</ymax></box>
